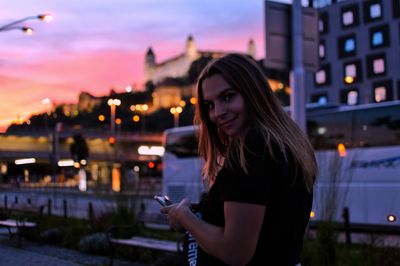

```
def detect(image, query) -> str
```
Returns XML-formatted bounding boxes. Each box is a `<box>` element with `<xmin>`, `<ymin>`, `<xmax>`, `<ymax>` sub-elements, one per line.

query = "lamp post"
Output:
<box><xmin>170</xmin><ymin>106</ymin><xmax>183</xmax><ymax>127</ymax></box>
<box><xmin>0</xmin><ymin>13</ymin><xmax>52</xmax><ymax>34</ymax></box>
<box><xmin>107</xmin><ymin>99</ymin><xmax>121</xmax><ymax>192</ymax></box>
<box><xmin>41</xmin><ymin>98</ymin><xmax>52</xmax><ymax>132</ymax></box>
<box><xmin>0</xmin><ymin>26</ymin><xmax>34</xmax><ymax>34</ymax></box>
<box><xmin>107</xmin><ymin>98</ymin><xmax>121</xmax><ymax>135</ymax></box>
<box><xmin>141</xmin><ymin>104</ymin><xmax>148</xmax><ymax>133</ymax></box>
<box><xmin>130</xmin><ymin>104</ymin><xmax>149</xmax><ymax>133</ymax></box>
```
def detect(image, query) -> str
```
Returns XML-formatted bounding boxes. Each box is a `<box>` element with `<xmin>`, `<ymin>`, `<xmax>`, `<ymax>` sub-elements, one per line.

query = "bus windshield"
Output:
<box><xmin>164</xmin><ymin>127</ymin><xmax>199</xmax><ymax>158</ymax></box>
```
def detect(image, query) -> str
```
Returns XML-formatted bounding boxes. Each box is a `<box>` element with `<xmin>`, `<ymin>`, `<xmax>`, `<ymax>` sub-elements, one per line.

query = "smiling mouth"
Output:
<box><xmin>220</xmin><ymin>118</ymin><xmax>235</xmax><ymax>128</ymax></box>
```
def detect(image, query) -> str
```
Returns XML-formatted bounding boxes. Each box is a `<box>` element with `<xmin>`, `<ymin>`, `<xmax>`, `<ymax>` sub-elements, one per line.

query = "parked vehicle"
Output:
<box><xmin>162</xmin><ymin>101</ymin><xmax>400</xmax><ymax>228</ymax></box>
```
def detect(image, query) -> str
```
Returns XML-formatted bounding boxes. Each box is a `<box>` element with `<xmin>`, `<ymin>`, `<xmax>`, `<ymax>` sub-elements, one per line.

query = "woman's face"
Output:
<box><xmin>201</xmin><ymin>74</ymin><xmax>248</xmax><ymax>137</ymax></box>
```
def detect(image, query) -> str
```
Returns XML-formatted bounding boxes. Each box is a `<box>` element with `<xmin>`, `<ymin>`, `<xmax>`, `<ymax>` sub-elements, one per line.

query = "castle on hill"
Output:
<box><xmin>144</xmin><ymin>35</ymin><xmax>257</xmax><ymax>85</ymax></box>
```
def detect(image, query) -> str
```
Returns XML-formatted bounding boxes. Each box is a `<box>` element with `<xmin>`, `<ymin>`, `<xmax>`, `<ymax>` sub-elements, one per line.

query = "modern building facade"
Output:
<box><xmin>305</xmin><ymin>0</ymin><xmax>400</xmax><ymax>105</ymax></box>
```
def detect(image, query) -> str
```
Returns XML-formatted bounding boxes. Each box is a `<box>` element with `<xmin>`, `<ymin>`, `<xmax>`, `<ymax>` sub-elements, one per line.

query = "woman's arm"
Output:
<box><xmin>161</xmin><ymin>199</ymin><xmax>265</xmax><ymax>266</ymax></box>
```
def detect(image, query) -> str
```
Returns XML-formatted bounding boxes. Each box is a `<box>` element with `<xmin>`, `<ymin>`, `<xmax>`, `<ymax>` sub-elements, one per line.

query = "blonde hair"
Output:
<box><xmin>195</xmin><ymin>54</ymin><xmax>317</xmax><ymax>191</ymax></box>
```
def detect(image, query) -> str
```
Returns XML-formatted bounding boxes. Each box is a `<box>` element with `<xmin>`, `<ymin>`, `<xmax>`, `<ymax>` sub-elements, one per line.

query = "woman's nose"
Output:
<box><xmin>213</xmin><ymin>103</ymin><xmax>227</xmax><ymax>118</ymax></box>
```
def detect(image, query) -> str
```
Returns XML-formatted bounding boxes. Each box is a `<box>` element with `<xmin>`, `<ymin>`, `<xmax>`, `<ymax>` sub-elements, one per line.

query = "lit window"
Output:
<box><xmin>341</xmin><ymin>4</ymin><xmax>359</xmax><ymax>28</ymax></box>
<box><xmin>343</xmin><ymin>11</ymin><xmax>354</xmax><ymax>26</ymax></box>
<box><xmin>372</xmin><ymin>80</ymin><xmax>393</xmax><ymax>102</ymax></box>
<box><xmin>373</xmin><ymin>58</ymin><xmax>385</xmax><ymax>74</ymax></box>
<box><xmin>314</xmin><ymin>64</ymin><xmax>331</xmax><ymax>86</ymax></box>
<box><xmin>345</xmin><ymin>64</ymin><xmax>356</xmax><ymax>78</ymax></box>
<box><xmin>370</xmin><ymin>24</ymin><xmax>390</xmax><ymax>49</ymax></box>
<box><xmin>344</xmin><ymin>39</ymin><xmax>355</xmax><ymax>52</ymax></box>
<box><xmin>367</xmin><ymin>53</ymin><xmax>386</xmax><ymax>77</ymax></box>
<box><xmin>370</xmin><ymin>4</ymin><xmax>382</xmax><ymax>18</ymax></box>
<box><xmin>340</xmin><ymin>88</ymin><xmax>359</xmax><ymax>105</ymax></box>
<box><xmin>364</xmin><ymin>1</ymin><xmax>383</xmax><ymax>23</ymax></box>
<box><xmin>374</xmin><ymin>86</ymin><xmax>386</xmax><ymax>102</ymax></box>
<box><xmin>316</xmin><ymin>70</ymin><xmax>326</xmax><ymax>84</ymax></box>
<box><xmin>319</xmin><ymin>43</ymin><xmax>325</xmax><ymax>58</ymax></box>
<box><xmin>347</xmin><ymin>91</ymin><xmax>358</xmax><ymax>105</ymax></box>
<box><xmin>319</xmin><ymin>12</ymin><xmax>328</xmax><ymax>34</ymax></box>
<box><xmin>311</xmin><ymin>93</ymin><xmax>328</xmax><ymax>103</ymax></box>
<box><xmin>338</xmin><ymin>34</ymin><xmax>357</xmax><ymax>58</ymax></box>
<box><xmin>318</xmin><ymin>20</ymin><xmax>324</xmax><ymax>32</ymax></box>
<box><xmin>344</xmin><ymin>60</ymin><xmax>362</xmax><ymax>84</ymax></box>
<box><xmin>302</xmin><ymin>0</ymin><xmax>311</xmax><ymax>7</ymax></box>
<box><xmin>318</xmin><ymin>96</ymin><xmax>328</xmax><ymax>105</ymax></box>
<box><xmin>372</xmin><ymin>32</ymin><xmax>383</xmax><ymax>46</ymax></box>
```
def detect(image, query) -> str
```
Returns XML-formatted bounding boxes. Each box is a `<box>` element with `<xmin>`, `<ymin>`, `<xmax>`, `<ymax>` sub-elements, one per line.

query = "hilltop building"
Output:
<box><xmin>60</xmin><ymin>92</ymin><xmax>101</xmax><ymax>117</ymax></box>
<box><xmin>144</xmin><ymin>35</ymin><xmax>290</xmax><ymax>109</ymax></box>
<box><xmin>144</xmin><ymin>35</ymin><xmax>257</xmax><ymax>85</ymax></box>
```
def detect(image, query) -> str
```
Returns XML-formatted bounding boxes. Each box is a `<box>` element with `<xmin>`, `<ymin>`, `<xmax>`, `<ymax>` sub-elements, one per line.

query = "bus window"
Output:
<box><xmin>165</xmin><ymin>130</ymin><xmax>199</xmax><ymax>158</ymax></box>
<box><xmin>354</xmin><ymin>105</ymin><xmax>400</xmax><ymax>147</ymax></box>
<box><xmin>307</xmin><ymin>111</ymin><xmax>353</xmax><ymax>149</ymax></box>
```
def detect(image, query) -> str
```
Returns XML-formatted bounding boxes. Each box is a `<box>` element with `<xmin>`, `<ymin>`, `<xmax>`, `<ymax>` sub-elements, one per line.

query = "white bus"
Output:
<box><xmin>162</xmin><ymin>101</ymin><xmax>400</xmax><ymax>229</ymax></box>
<box><xmin>162</xmin><ymin>125</ymin><xmax>204</xmax><ymax>204</ymax></box>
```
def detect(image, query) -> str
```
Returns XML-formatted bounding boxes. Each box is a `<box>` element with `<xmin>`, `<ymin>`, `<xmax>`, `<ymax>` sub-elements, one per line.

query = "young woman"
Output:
<box><xmin>161</xmin><ymin>53</ymin><xmax>317</xmax><ymax>266</ymax></box>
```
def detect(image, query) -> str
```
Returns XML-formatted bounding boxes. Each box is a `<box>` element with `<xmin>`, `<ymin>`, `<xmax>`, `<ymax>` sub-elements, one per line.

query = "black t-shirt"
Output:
<box><xmin>198</xmin><ymin>130</ymin><xmax>313</xmax><ymax>266</ymax></box>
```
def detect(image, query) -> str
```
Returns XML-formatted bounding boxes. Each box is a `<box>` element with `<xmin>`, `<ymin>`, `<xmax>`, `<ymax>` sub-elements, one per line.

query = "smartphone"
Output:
<box><xmin>153</xmin><ymin>195</ymin><xmax>172</xmax><ymax>207</ymax></box>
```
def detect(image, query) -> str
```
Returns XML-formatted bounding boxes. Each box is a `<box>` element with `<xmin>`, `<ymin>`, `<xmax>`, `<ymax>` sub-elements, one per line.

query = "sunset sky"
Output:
<box><xmin>0</xmin><ymin>0</ymin><xmax>293</xmax><ymax>130</ymax></box>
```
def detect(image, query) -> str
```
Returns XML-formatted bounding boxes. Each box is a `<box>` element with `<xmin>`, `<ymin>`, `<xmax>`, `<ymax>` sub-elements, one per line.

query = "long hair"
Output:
<box><xmin>194</xmin><ymin>53</ymin><xmax>317</xmax><ymax>191</ymax></box>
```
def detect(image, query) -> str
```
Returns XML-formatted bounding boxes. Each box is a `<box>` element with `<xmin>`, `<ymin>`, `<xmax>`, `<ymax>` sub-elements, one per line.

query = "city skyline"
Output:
<box><xmin>0</xmin><ymin>0</ymin><xmax>273</xmax><ymax>130</ymax></box>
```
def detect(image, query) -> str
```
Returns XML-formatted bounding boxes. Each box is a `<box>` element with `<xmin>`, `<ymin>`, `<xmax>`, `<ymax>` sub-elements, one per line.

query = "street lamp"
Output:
<box><xmin>170</xmin><ymin>106</ymin><xmax>183</xmax><ymax>127</ymax></box>
<box><xmin>0</xmin><ymin>13</ymin><xmax>52</xmax><ymax>34</ymax></box>
<box><xmin>0</xmin><ymin>26</ymin><xmax>34</xmax><ymax>35</ymax></box>
<box><xmin>190</xmin><ymin>97</ymin><xmax>197</xmax><ymax>105</ymax></box>
<box><xmin>130</xmin><ymin>104</ymin><xmax>149</xmax><ymax>133</ymax></box>
<box><xmin>107</xmin><ymin>98</ymin><xmax>121</xmax><ymax>135</ymax></box>
<box><xmin>41</xmin><ymin>98</ymin><xmax>52</xmax><ymax>113</ymax></box>
<box><xmin>41</xmin><ymin>98</ymin><xmax>52</xmax><ymax>131</ymax></box>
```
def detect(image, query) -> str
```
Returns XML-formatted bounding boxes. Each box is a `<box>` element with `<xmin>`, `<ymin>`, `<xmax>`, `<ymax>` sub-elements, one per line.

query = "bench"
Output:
<box><xmin>0</xmin><ymin>206</ymin><xmax>44</xmax><ymax>247</ymax></box>
<box><xmin>0</xmin><ymin>218</ymin><xmax>37</xmax><ymax>247</ymax></box>
<box><xmin>136</xmin><ymin>211</ymin><xmax>170</xmax><ymax>230</ymax></box>
<box><xmin>107</xmin><ymin>218</ymin><xmax>183</xmax><ymax>266</ymax></box>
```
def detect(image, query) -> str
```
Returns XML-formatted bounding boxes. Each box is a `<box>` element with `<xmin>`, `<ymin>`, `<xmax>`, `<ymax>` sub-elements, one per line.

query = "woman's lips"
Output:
<box><xmin>220</xmin><ymin>118</ymin><xmax>235</xmax><ymax>128</ymax></box>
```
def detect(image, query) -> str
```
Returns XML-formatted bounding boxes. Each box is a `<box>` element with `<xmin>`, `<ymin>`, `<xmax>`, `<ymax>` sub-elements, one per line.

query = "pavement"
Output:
<box><xmin>0</xmin><ymin>231</ymin><xmax>144</xmax><ymax>266</ymax></box>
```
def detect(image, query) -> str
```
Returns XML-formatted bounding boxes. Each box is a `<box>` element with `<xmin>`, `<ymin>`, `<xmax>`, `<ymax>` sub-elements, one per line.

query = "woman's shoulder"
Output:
<box><xmin>244</xmin><ymin>128</ymin><xmax>282</xmax><ymax>157</ymax></box>
<box><xmin>244</xmin><ymin>128</ymin><xmax>266</xmax><ymax>150</ymax></box>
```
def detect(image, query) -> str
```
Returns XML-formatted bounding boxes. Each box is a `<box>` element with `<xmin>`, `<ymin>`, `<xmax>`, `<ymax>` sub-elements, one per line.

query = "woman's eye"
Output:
<box><xmin>223</xmin><ymin>93</ymin><xmax>235</xmax><ymax>102</ymax></box>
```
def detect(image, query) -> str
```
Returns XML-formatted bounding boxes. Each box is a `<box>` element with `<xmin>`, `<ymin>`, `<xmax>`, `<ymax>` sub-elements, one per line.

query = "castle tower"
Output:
<box><xmin>247</xmin><ymin>38</ymin><xmax>256</xmax><ymax>58</ymax></box>
<box><xmin>186</xmin><ymin>35</ymin><xmax>198</xmax><ymax>59</ymax></box>
<box><xmin>144</xmin><ymin>47</ymin><xmax>156</xmax><ymax>82</ymax></box>
<box><xmin>145</xmin><ymin>47</ymin><xmax>156</xmax><ymax>68</ymax></box>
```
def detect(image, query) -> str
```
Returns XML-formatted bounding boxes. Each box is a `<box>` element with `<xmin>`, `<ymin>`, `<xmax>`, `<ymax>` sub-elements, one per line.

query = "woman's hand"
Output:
<box><xmin>160</xmin><ymin>198</ymin><xmax>192</xmax><ymax>232</ymax></box>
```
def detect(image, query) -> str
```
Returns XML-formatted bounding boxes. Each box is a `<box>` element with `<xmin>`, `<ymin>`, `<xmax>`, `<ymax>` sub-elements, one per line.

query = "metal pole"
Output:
<box><xmin>174</xmin><ymin>113</ymin><xmax>179</xmax><ymax>128</ymax></box>
<box><xmin>47</xmin><ymin>198</ymin><xmax>52</xmax><ymax>216</ymax></box>
<box><xmin>51</xmin><ymin>123</ymin><xmax>61</xmax><ymax>183</ymax></box>
<box><xmin>290</xmin><ymin>0</ymin><xmax>306</xmax><ymax>132</ymax></box>
<box><xmin>0</xmin><ymin>16</ymin><xmax>37</xmax><ymax>31</ymax></box>
<box><xmin>342</xmin><ymin>207</ymin><xmax>352</xmax><ymax>244</ymax></box>
<box><xmin>63</xmin><ymin>199</ymin><xmax>68</xmax><ymax>219</ymax></box>
<box><xmin>141</xmin><ymin>113</ymin><xmax>146</xmax><ymax>133</ymax></box>
<box><xmin>110</xmin><ymin>104</ymin><xmax>116</xmax><ymax>134</ymax></box>
<box><xmin>88</xmin><ymin>202</ymin><xmax>93</xmax><ymax>223</ymax></box>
